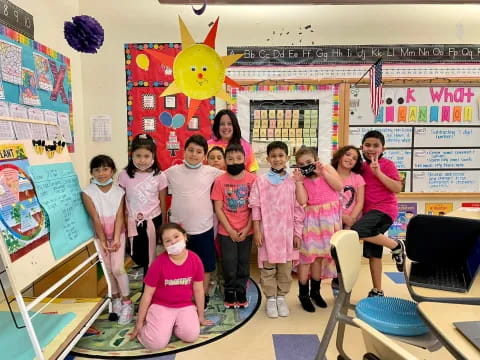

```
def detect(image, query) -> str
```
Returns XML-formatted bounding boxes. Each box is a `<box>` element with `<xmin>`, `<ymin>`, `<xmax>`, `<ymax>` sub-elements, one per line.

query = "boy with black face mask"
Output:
<box><xmin>211</xmin><ymin>143</ymin><xmax>256</xmax><ymax>309</ymax></box>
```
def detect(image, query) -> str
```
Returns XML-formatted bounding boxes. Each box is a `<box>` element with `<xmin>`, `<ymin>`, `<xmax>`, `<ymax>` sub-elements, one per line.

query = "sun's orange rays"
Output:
<box><xmin>203</xmin><ymin>17</ymin><xmax>219</xmax><ymax>48</ymax></box>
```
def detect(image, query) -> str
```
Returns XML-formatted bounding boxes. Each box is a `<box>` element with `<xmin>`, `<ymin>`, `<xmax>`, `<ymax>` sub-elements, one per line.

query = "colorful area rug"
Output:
<box><xmin>71</xmin><ymin>268</ymin><xmax>261</xmax><ymax>358</ymax></box>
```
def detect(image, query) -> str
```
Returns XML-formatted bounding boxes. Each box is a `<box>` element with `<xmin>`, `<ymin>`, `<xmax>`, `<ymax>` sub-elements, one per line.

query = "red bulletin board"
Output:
<box><xmin>125</xmin><ymin>43</ymin><xmax>215</xmax><ymax>170</ymax></box>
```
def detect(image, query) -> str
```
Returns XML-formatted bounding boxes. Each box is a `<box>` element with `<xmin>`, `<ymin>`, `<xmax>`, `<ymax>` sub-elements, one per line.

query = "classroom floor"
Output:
<box><xmin>72</xmin><ymin>258</ymin><xmax>455</xmax><ymax>360</ymax></box>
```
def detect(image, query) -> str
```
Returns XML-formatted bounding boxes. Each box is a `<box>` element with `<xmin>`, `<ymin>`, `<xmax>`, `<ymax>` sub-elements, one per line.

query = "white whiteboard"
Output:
<box><xmin>413</xmin><ymin>149</ymin><xmax>480</xmax><ymax>169</ymax></box>
<box><xmin>348</xmin><ymin>86</ymin><xmax>480</xmax><ymax>192</ymax></box>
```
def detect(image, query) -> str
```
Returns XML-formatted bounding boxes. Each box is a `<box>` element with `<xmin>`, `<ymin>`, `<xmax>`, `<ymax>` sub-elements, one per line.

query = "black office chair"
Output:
<box><xmin>404</xmin><ymin>214</ymin><xmax>480</xmax><ymax>304</ymax></box>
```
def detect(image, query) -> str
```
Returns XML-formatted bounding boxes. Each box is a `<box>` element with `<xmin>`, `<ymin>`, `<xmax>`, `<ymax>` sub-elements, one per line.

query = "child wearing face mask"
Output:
<box><xmin>82</xmin><ymin>155</ymin><xmax>132</xmax><ymax>324</ymax></box>
<box><xmin>164</xmin><ymin>135</ymin><xmax>224</xmax><ymax>307</ymax></box>
<box><xmin>211</xmin><ymin>143</ymin><xmax>256</xmax><ymax>308</ymax></box>
<box><xmin>292</xmin><ymin>147</ymin><xmax>343</xmax><ymax>313</ymax></box>
<box><xmin>131</xmin><ymin>223</ymin><xmax>213</xmax><ymax>350</ymax></box>
<box><xmin>119</xmin><ymin>134</ymin><xmax>168</xmax><ymax>277</ymax></box>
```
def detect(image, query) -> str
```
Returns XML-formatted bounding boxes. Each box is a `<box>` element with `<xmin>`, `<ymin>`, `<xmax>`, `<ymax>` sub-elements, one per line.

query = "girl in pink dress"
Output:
<box><xmin>293</xmin><ymin>147</ymin><xmax>343</xmax><ymax>312</ymax></box>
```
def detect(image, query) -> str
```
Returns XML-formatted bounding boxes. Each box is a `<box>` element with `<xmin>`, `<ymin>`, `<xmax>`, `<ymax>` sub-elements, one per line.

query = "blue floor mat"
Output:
<box><xmin>385</xmin><ymin>272</ymin><xmax>406</xmax><ymax>284</ymax></box>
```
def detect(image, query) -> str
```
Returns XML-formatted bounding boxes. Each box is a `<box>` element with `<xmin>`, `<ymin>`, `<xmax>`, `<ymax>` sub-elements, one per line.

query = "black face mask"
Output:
<box><xmin>227</xmin><ymin>163</ymin><xmax>245</xmax><ymax>175</ymax></box>
<box><xmin>300</xmin><ymin>163</ymin><xmax>316</xmax><ymax>177</ymax></box>
<box><xmin>270</xmin><ymin>167</ymin><xmax>284</xmax><ymax>174</ymax></box>
<box><xmin>363</xmin><ymin>152</ymin><xmax>383</xmax><ymax>163</ymax></box>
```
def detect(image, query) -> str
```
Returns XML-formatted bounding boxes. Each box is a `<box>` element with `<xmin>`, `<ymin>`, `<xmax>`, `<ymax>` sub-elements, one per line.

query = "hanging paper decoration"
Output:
<box><xmin>159</xmin><ymin>111</ymin><xmax>185</xmax><ymax>129</ymax></box>
<box><xmin>64</xmin><ymin>15</ymin><xmax>104</xmax><ymax>53</ymax></box>
<box><xmin>136</xmin><ymin>54</ymin><xmax>149</xmax><ymax>71</ymax></box>
<box><xmin>145</xmin><ymin>17</ymin><xmax>242</xmax><ymax>122</ymax></box>
<box><xmin>192</xmin><ymin>1</ymin><xmax>207</xmax><ymax>15</ymax></box>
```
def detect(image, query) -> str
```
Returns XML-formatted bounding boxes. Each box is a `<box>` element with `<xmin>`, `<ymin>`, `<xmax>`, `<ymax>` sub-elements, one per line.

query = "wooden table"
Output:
<box><xmin>417</xmin><ymin>302</ymin><xmax>480</xmax><ymax>360</ymax></box>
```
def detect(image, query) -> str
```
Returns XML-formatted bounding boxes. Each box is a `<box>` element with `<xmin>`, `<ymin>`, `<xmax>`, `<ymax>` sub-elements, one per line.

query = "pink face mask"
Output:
<box><xmin>133</xmin><ymin>159</ymin><xmax>154</xmax><ymax>171</ymax></box>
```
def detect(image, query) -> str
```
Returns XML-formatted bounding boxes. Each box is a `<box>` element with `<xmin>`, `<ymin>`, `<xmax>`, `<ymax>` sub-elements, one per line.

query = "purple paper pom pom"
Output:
<box><xmin>64</xmin><ymin>15</ymin><xmax>104</xmax><ymax>54</ymax></box>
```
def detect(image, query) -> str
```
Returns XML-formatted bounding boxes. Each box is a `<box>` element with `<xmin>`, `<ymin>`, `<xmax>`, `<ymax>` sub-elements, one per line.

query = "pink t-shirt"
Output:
<box><xmin>341</xmin><ymin>172</ymin><xmax>366</xmax><ymax>217</ymax></box>
<box><xmin>208</xmin><ymin>138</ymin><xmax>259</xmax><ymax>172</ymax></box>
<box><xmin>118</xmin><ymin>170</ymin><xmax>168</xmax><ymax>220</ymax></box>
<box><xmin>144</xmin><ymin>251</ymin><xmax>204</xmax><ymax>308</ymax></box>
<box><xmin>211</xmin><ymin>172</ymin><xmax>256</xmax><ymax>236</ymax></box>
<box><xmin>164</xmin><ymin>164</ymin><xmax>224</xmax><ymax>234</ymax></box>
<box><xmin>303</xmin><ymin>176</ymin><xmax>340</xmax><ymax>206</ymax></box>
<box><xmin>361</xmin><ymin>157</ymin><xmax>400</xmax><ymax>221</ymax></box>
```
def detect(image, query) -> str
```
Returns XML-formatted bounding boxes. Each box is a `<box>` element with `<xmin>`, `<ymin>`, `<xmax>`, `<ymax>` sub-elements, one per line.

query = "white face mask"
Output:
<box><xmin>133</xmin><ymin>159</ymin><xmax>154</xmax><ymax>171</ymax></box>
<box><xmin>166</xmin><ymin>240</ymin><xmax>186</xmax><ymax>255</ymax></box>
<box><xmin>183</xmin><ymin>159</ymin><xmax>202</xmax><ymax>169</ymax></box>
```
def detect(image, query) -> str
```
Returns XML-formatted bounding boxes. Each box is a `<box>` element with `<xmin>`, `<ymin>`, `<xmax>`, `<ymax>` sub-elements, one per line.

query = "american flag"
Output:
<box><xmin>369</xmin><ymin>60</ymin><xmax>383</xmax><ymax>116</ymax></box>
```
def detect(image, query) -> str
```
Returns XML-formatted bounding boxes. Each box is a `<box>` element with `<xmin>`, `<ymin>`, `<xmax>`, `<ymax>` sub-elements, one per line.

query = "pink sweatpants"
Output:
<box><xmin>138</xmin><ymin>304</ymin><xmax>200</xmax><ymax>350</ymax></box>
<box><xmin>96</xmin><ymin>234</ymin><xmax>129</xmax><ymax>297</ymax></box>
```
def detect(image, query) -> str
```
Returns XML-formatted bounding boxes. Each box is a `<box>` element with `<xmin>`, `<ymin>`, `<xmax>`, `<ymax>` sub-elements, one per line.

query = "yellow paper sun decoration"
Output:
<box><xmin>146</xmin><ymin>17</ymin><xmax>243</xmax><ymax>122</ymax></box>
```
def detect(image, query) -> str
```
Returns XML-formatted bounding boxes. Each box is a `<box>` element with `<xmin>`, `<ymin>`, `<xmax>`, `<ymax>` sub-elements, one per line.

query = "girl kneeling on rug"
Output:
<box><xmin>131</xmin><ymin>223</ymin><xmax>213</xmax><ymax>350</ymax></box>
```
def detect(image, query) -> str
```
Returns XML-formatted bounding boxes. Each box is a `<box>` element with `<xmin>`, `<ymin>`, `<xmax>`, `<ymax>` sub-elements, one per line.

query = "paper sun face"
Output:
<box><xmin>173</xmin><ymin>44</ymin><xmax>225</xmax><ymax>100</ymax></box>
<box><xmin>145</xmin><ymin>17</ymin><xmax>242</xmax><ymax>122</ymax></box>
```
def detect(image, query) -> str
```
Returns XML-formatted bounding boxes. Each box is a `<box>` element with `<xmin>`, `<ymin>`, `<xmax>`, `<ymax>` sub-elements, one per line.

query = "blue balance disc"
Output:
<box><xmin>355</xmin><ymin>297</ymin><xmax>428</xmax><ymax>336</ymax></box>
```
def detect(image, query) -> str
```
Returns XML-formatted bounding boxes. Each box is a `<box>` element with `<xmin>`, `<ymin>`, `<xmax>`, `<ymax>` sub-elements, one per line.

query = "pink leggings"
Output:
<box><xmin>138</xmin><ymin>304</ymin><xmax>200</xmax><ymax>350</ymax></box>
<box><xmin>96</xmin><ymin>234</ymin><xmax>129</xmax><ymax>297</ymax></box>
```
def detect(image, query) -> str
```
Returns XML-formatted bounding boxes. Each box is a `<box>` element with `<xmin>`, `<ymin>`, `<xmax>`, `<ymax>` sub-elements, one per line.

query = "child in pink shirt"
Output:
<box><xmin>351</xmin><ymin>130</ymin><xmax>405</xmax><ymax>297</ymax></box>
<box><xmin>249</xmin><ymin>141</ymin><xmax>304</xmax><ymax>319</ymax></box>
<box><xmin>212</xmin><ymin>143</ymin><xmax>256</xmax><ymax>309</ymax></box>
<box><xmin>131</xmin><ymin>223</ymin><xmax>213</xmax><ymax>350</ymax></box>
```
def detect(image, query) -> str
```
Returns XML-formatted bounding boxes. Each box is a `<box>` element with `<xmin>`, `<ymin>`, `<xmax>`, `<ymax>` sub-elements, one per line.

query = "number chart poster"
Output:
<box><xmin>29</xmin><ymin>162</ymin><xmax>93</xmax><ymax>260</ymax></box>
<box><xmin>124</xmin><ymin>43</ymin><xmax>215</xmax><ymax>170</ymax></box>
<box><xmin>349</xmin><ymin>86</ymin><xmax>480</xmax><ymax>192</ymax></box>
<box><xmin>0</xmin><ymin>143</ymin><xmax>49</xmax><ymax>262</ymax></box>
<box><xmin>0</xmin><ymin>24</ymin><xmax>74</xmax><ymax>148</ymax></box>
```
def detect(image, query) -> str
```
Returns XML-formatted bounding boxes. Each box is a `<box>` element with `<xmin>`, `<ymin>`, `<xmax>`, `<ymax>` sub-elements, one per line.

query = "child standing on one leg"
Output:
<box><xmin>131</xmin><ymin>223</ymin><xmax>213</xmax><ymax>350</ymax></box>
<box><xmin>249</xmin><ymin>141</ymin><xmax>304</xmax><ymax>319</ymax></box>
<box><xmin>330</xmin><ymin>145</ymin><xmax>365</xmax><ymax>295</ymax></box>
<box><xmin>119</xmin><ymin>134</ymin><xmax>168</xmax><ymax>277</ymax></box>
<box><xmin>212</xmin><ymin>144</ymin><xmax>255</xmax><ymax>308</ymax></box>
<box><xmin>82</xmin><ymin>155</ymin><xmax>133</xmax><ymax>324</ymax></box>
<box><xmin>164</xmin><ymin>135</ymin><xmax>224</xmax><ymax>308</ymax></box>
<box><xmin>351</xmin><ymin>130</ymin><xmax>405</xmax><ymax>297</ymax></box>
<box><xmin>293</xmin><ymin>147</ymin><xmax>343</xmax><ymax>312</ymax></box>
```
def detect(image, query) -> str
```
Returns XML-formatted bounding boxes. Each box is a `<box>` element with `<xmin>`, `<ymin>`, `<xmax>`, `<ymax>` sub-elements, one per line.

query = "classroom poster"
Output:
<box><xmin>125</xmin><ymin>43</ymin><xmax>215</xmax><ymax>170</ymax></box>
<box><xmin>29</xmin><ymin>162</ymin><xmax>93</xmax><ymax>260</ymax></box>
<box><xmin>425</xmin><ymin>202</ymin><xmax>453</xmax><ymax>215</ymax></box>
<box><xmin>0</xmin><ymin>143</ymin><xmax>49</xmax><ymax>262</ymax></box>
<box><xmin>388</xmin><ymin>202</ymin><xmax>417</xmax><ymax>242</ymax></box>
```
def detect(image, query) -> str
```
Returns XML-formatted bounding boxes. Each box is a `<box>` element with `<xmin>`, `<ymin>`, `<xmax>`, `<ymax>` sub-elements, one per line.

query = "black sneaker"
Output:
<box><xmin>236</xmin><ymin>289</ymin><xmax>248</xmax><ymax>308</ymax></box>
<box><xmin>368</xmin><ymin>288</ymin><xmax>384</xmax><ymax>297</ymax></box>
<box><xmin>224</xmin><ymin>290</ymin><xmax>236</xmax><ymax>309</ymax></box>
<box><xmin>391</xmin><ymin>240</ymin><xmax>405</xmax><ymax>272</ymax></box>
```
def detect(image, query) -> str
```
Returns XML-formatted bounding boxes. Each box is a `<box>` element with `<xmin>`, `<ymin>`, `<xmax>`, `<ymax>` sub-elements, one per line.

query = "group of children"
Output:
<box><xmin>81</xmin><ymin>128</ymin><xmax>405</xmax><ymax>350</ymax></box>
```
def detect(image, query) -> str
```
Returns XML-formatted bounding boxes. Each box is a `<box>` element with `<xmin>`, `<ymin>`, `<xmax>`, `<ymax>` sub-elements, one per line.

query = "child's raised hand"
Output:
<box><xmin>369</xmin><ymin>154</ymin><xmax>381</xmax><ymax>175</ymax></box>
<box><xmin>293</xmin><ymin>235</ymin><xmax>301</xmax><ymax>249</ymax></box>
<box><xmin>254</xmin><ymin>231</ymin><xmax>263</xmax><ymax>247</ymax></box>
<box><xmin>292</xmin><ymin>168</ymin><xmax>304</xmax><ymax>182</ymax></box>
<box><xmin>314</xmin><ymin>161</ymin><xmax>325</xmax><ymax>175</ymax></box>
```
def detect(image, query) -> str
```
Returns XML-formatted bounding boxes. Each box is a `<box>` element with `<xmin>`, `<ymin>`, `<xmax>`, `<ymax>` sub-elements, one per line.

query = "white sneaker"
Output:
<box><xmin>276</xmin><ymin>296</ymin><xmax>290</xmax><ymax>317</ymax></box>
<box><xmin>118</xmin><ymin>301</ymin><xmax>134</xmax><ymax>325</ymax></box>
<box><xmin>112</xmin><ymin>298</ymin><xmax>122</xmax><ymax>315</ymax></box>
<box><xmin>266</xmin><ymin>297</ymin><xmax>278</xmax><ymax>318</ymax></box>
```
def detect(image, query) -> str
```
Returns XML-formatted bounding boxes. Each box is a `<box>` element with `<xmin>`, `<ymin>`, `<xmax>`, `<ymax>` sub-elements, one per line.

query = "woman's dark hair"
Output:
<box><xmin>158</xmin><ymin>223</ymin><xmax>188</xmax><ymax>245</ymax></box>
<box><xmin>212</xmin><ymin>109</ymin><xmax>242</xmax><ymax>145</ymax></box>
<box><xmin>331</xmin><ymin>145</ymin><xmax>363</xmax><ymax>174</ymax></box>
<box><xmin>90</xmin><ymin>155</ymin><xmax>116</xmax><ymax>174</ymax></box>
<box><xmin>207</xmin><ymin>146</ymin><xmax>225</xmax><ymax>159</ymax></box>
<box><xmin>125</xmin><ymin>133</ymin><xmax>161</xmax><ymax>178</ymax></box>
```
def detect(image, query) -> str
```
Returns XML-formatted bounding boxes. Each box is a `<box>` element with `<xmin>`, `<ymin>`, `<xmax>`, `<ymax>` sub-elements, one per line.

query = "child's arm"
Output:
<box><xmin>370</xmin><ymin>155</ymin><xmax>402</xmax><ymax>193</ymax></box>
<box><xmin>193</xmin><ymin>281</ymin><xmax>213</xmax><ymax>326</ymax></box>
<box><xmin>159</xmin><ymin>188</ymin><xmax>168</xmax><ymax>224</ymax></box>
<box><xmin>130</xmin><ymin>284</ymin><xmax>155</xmax><ymax>339</ymax></box>
<box><xmin>81</xmin><ymin>192</ymin><xmax>108</xmax><ymax>253</ymax></box>
<box><xmin>111</xmin><ymin>195</ymin><xmax>126</xmax><ymax>252</ymax></box>
<box><xmin>343</xmin><ymin>184</ymin><xmax>365</xmax><ymax>229</ymax></box>
<box><xmin>214</xmin><ymin>200</ymin><xmax>240</xmax><ymax>242</ymax></box>
<box><xmin>248</xmin><ymin>181</ymin><xmax>263</xmax><ymax>247</ymax></box>
<box><xmin>318</xmin><ymin>163</ymin><xmax>343</xmax><ymax>192</ymax></box>
<box><xmin>293</xmin><ymin>200</ymin><xmax>304</xmax><ymax>249</ymax></box>
<box><xmin>292</xmin><ymin>169</ymin><xmax>308</xmax><ymax>205</ymax></box>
